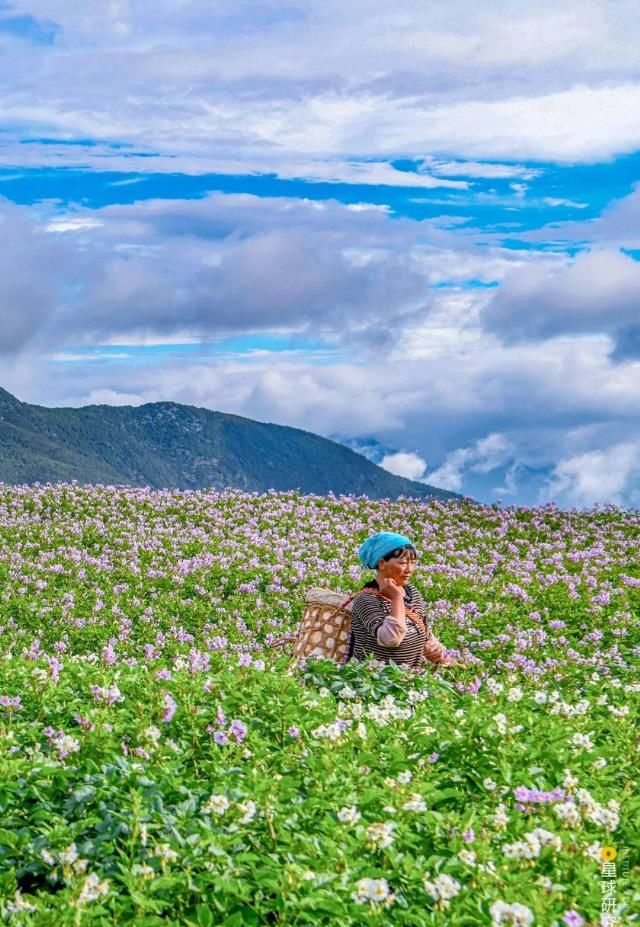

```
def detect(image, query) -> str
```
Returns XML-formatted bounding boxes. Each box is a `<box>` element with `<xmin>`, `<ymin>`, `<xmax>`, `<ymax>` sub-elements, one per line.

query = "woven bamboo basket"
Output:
<box><xmin>269</xmin><ymin>587</ymin><xmax>356</xmax><ymax>667</ymax></box>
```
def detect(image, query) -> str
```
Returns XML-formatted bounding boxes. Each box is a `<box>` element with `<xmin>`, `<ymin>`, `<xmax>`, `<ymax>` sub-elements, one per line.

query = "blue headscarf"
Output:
<box><xmin>358</xmin><ymin>532</ymin><xmax>415</xmax><ymax>571</ymax></box>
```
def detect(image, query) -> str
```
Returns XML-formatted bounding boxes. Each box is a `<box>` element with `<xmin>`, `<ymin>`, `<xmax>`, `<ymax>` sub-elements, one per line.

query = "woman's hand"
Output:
<box><xmin>438</xmin><ymin>658</ymin><xmax>470</xmax><ymax>669</ymax></box>
<box><xmin>376</xmin><ymin>576</ymin><xmax>405</xmax><ymax>601</ymax></box>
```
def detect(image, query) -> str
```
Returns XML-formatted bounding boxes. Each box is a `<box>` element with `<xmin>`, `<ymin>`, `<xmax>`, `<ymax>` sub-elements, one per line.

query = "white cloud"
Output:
<box><xmin>542</xmin><ymin>197</ymin><xmax>588</xmax><ymax>209</ymax></box>
<box><xmin>380</xmin><ymin>450</ymin><xmax>427</xmax><ymax>480</ymax></box>
<box><xmin>540</xmin><ymin>441</ymin><xmax>640</xmax><ymax>507</ymax></box>
<box><xmin>424</xmin><ymin>433</ymin><xmax>515</xmax><ymax>491</ymax></box>
<box><xmin>4</xmin><ymin>2</ymin><xmax>640</xmax><ymax>167</ymax></box>
<box><xmin>480</xmin><ymin>249</ymin><xmax>640</xmax><ymax>357</ymax></box>
<box><xmin>422</xmin><ymin>158</ymin><xmax>542</xmax><ymax>180</ymax></box>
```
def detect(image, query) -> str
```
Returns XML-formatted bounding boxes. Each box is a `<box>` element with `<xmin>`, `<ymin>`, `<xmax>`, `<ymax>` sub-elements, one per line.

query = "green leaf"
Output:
<box><xmin>196</xmin><ymin>904</ymin><xmax>214</xmax><ymax>927</ymax></box>
<box><xmin>222</xmin><ymin>913</ymin><xmax>244</xmax><ymax>927</ymax></box>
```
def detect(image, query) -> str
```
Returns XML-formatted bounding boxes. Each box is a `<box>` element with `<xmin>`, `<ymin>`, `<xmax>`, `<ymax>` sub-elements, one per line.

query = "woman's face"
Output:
<box><xmin>377</xmin><ymin>550</ymin><xmax>417</xmax><ymax>584</ymax></box>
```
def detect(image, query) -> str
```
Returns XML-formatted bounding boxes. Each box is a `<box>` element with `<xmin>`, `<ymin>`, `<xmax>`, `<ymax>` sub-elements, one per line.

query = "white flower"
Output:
<box><xmin>144</xmin><ymin>726</ymin><xmax>162</xmax><ymax>743</ymax></box>
<box><xmin>493</xmin><ymin>714</ymin><xmax>508</xmax><ymax>735</ymax></box>
<box><xmin>365</xmin><ymin>821</ymin><xmax>396</xmax><ymax>849</ymax></box>
<box><xmin>563</xmin><ymin>769</ymin><xmax>579</xmax><ymax>790</ymax></box>
<box><xmin>152</xmin><ymin>844</ymin><xmax>178</xmax><ymax>864</ymax></box>
<box><xmin>337</xmin><ymin>806</ymin><xmax>361</xmax><ymax>824</ymax></box>
<box><xmin>593</xmin><ymin>757</ymin><xmax>607</xmax><ymax>769</ymax></box>
<box><xmin>586</xmin><ymin>805</ymin><xmax>619</xmax><ymax>831</ymax></box>
<box><xmin>59</xmin><ymin>843</ymin><xmax>79</xmax><ymax>866</ymax></box>
<box><xmin>570</xmin><ymin>732</ymin><xmax>594</xmax><ymax>751</ymax></box>
<box><xmin>553</xmin><ymin>802</ymin><xmax>582</xmax><ymax>828</ymax></box>
<box><xmin>397</xmin><ymin>770</ymin><xmax>413</xmax><ymax>784</ymax></box>
<box><xmin>236</xmin><ymin>800</ymin><xmax>257</xmax><ymax>824</ymax></box>
<box><xmin>585</xmin><ymin>841</ymin><xmax>603</xmax><ymax>862</ymax></box>
<box><xmin>608</xmin><ymin>705</ymin><xmax>629</xmax><ymax>717</ymax></box>
<box><xmin>338</xmin><ymin>685</ymin><xmax>357</xmax><ymax>699</ymax></box>
<box><xmin>132</xmin><ymin>863</ymin><xmax>155</xmax><ymax>879</ymax></box>
<box><xmin>53</xmin><ymin>734</ymin><xmax>80</xmax><ymax>757</ymax></box>
<box><xmin>402</xmin><ymin>793</ymin><xmax>428</xmax><ymax>812</ymax></box>
<box><xmin>533</xmin><ymin>691</ymin><xmax>547</xmax><ymax>704</ymax></box>
<box><xmin>503</xmin><ymin>829</ymin><xmax>561</xmax><ymax>861</ymax></box>
<box><xmin>493</xmin><ymin>803</ymin><xmax>509</xmax><ymax>829</ymax></box>
<box><xmin>459</xmin><ymin>849</ymin><xmax>477</xmax><ymax>866</ymax></box>
<box><xmin>503</xmin><ymin>839</ymin><xmax>537</xmax><ymax>859</ymax></box>
<box><xmin>352</xmin><ymin>877</ymin><xmax>394</xmax><ymax>906</ymax></box>
<box><xmin>486</xmin><ymin>678</ymin><xmax>504</xmax><ymax>695</ymax></box>
<box><xmin>423</xmin><ymin>873</ymin><xmax>462</xmax><ymax>902</ymax></box>
<box><xmin>507</xmin><ymin>687</ymin><xmax>523</xmax><ymax>702</ymax></box>
<box><xmin>6</xmin><ymin>891</ymin><xmax>37</xmax><ymax>914</ymax></box>
<box><xmin>490</xmin><ymin>899</ymin><xmax>534</xmax><ymax>926</ymax></box>
<box><xmin>201</xmin><ymin>793</ymin><xmax>230</xmax><ymax>815</ymax></box>
<box><xmin>483</xmin><ymin>777</ymin><xmax>498</xmax><ymax>791</ymax></box>
<box><xmin>78</xmin><ymin>873</ymin><xmax>110</xmax><ymax>904</ymax></box>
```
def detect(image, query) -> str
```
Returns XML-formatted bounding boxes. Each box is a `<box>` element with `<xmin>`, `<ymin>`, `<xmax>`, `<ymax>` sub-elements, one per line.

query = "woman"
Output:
<box><xmin>348</xmin><ymin>531</ymin><xmax>463</xmax><ymax>671</ymax></box>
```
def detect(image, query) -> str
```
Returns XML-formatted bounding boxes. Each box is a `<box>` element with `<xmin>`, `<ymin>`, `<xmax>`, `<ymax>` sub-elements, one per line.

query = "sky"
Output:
<box><xmin>1</xmin><ymin>0</ymin><xmax>640</xmax><ymax>509</ymax></box>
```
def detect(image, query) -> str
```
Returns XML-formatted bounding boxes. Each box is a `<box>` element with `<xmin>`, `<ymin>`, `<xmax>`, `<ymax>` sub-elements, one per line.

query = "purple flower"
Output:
<box><xmin>102</xmin><ymin>642</ymin><xmax>117</xmax><ymax>665</ymax></box>
<box><xmin>563</xmin><ymin>911</ymin><xmax>585</xmax><ymax>927</ymax></box>
<box><xmin>427</xmin><ymin>752</ymin><xmax>439</xmax><ymax>763</ymax></box>
<box><xmin>0</xmin><ymin>695</ymin><xmax>22</xmax><ymax>710</ymax></box>
<box><xmin>461</xmin><ymin>828</ymin><xmax>475</xmax><ymax>843</ymax></box>
<box><xmin>162</xmin><ymin>692</ymin><xmax>177</xmax><ymax>723</ymax></box>
<box><xmin>214</xmin><ymin>731</ymin><xmax>229</xmax><ymax>745</ymax></box>
<box><xmin>230</xmin><ymin>719</ymin><xmax>247</xmax><ymax>743</ymax></box>
<box><xmin>288</xmin><ymin>726</ymin><xmax>300</xmax><ymax>738</ymax></box>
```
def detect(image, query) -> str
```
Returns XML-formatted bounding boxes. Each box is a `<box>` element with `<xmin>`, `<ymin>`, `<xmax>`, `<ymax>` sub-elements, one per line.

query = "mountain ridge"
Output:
<box><xmin>0</xmin><ymin>387</ymin><xmax>466</xmax><ymax>501</ymax></box>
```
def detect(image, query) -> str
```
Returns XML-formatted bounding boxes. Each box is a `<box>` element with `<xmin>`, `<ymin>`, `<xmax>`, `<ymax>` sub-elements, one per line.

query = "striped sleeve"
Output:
<box><xmin>350</xmin><ymin>592</ymin><xmax>387</xmax><ymax>638</ymax></box>
<box><xmin>408</xmin><ymin>584</ymin><xmax>427</xmax><ymax>614</ymax></box>
<box><xmin>407</xmin><ymin>585</ymin><xmax>434</xmax><ymax>642</ymax></box>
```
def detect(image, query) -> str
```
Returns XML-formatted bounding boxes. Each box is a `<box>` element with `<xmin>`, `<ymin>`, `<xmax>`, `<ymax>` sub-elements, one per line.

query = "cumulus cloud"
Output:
<box><xmin>422</xmin><ymin>433</ymin><xmax>515</xmax><ymax>491</ymax></box>
<box><xmin>380</xmin><ymin>450</ymin><xmax>427</xmax><ymax>480</ymax></box>
<box><xmin>479</xmin><ymin>248</ymin><xmax>640</xmax><ymax>359</ymax></box>
<box><xmin>4</xmin><ymin>307</ymin><xmax>640</xmax><ymax>505</ymax></box>
<box><xmin>0</xmin><ymin>198</ymin><xmax>72</xmax><ymax>354</ymax></box>
<box><xmin>3</xmin><ymin>0</ymin><xmax>640</xmax><ymax>172</ymax></box>
<box><xmin>3</xmin><ymin>191</ymin><xmax>465</xmax><ymax>353</ymax></box>
<box><xmin>540</xmin><ymin>441</ymin><xmax>640</xmax><ymax>507</ymax></box>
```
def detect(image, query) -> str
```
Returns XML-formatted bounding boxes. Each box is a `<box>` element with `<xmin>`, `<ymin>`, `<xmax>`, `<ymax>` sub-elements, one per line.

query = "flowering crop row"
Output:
<box><xmin>0</xmin><ymin>484</ymin><xmax>638</xmax><ymax>925</ymax></box>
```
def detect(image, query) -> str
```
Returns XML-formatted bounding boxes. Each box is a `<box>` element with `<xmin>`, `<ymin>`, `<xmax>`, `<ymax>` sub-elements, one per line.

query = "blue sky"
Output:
<box><xmin>1</xmin><ymin>0</ymin><xmax>640</xmax><ymax>508</ymax></box>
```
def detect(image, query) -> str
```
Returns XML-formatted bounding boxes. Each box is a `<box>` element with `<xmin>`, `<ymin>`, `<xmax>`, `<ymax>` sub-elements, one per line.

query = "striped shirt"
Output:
<box><xmin>349</xmin><ymin>580</ymin><xmax>433</xmax><ymax>668</ymax></box>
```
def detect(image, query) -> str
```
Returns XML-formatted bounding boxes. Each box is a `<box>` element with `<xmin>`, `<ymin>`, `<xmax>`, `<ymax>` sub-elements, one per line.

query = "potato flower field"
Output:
<box><xmin>0</xmin><ymin>483</ymin><xmax>638</xmax><ymax>926</ymax></box>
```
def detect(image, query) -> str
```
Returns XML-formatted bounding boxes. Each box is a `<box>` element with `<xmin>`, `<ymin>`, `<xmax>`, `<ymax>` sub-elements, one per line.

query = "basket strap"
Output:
<box><xmin>322</xmin><ymin>588</ymin><xmax>429</xmax><ymax>637</ymax></box>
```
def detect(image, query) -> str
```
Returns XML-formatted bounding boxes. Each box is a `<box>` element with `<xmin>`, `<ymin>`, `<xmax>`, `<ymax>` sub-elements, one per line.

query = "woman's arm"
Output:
<box><xmin>408</xmin><ymin>585</ymin><xmax>455</xmax><ymax>665</ymax></box>
<box><xmin>351</xmin><ymin>592</ymin><xmax>407</xmax><ymax>648</ymax></box>
<box><xmin>376</xmin><ymin>596</ymin><xmax>407</xmax><ymax>647</ymax></box>
<box><xmin>422</xmin><ymin>635</ymin><xmax>448</xmax><ymax>663</ymax></box>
